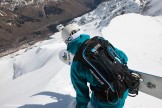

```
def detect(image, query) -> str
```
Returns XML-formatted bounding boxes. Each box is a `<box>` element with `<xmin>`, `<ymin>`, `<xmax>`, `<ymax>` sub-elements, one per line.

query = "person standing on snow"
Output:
<box><xmin>57</xmin><ymin>23</ymin><xmax>129</xmax><ymax>108</ymax></box>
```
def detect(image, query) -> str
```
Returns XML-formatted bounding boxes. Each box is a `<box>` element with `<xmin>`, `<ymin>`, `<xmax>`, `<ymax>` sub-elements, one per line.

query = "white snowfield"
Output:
<box><xmin>0</xmin><ymin>0</ymin><xmax>162</xmax><ymax>108</ymax></box>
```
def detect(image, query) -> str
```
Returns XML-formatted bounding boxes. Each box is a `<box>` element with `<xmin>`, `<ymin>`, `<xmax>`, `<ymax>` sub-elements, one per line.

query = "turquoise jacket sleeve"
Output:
<box><xmin>114</xmin><ymin>48</ymin><xmax>128</xmax><ymax>64</ymax></box>
<box><xmin>70</xmin><ymin>62</ymin><xmax>90</xmax><ymax>108</ymax></box>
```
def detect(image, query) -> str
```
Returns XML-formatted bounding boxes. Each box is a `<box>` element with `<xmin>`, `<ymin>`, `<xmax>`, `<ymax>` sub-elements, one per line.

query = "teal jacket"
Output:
<box><xmin>67</xmin><ymin>34</ymin><xmax>128</xmax><ymax>108</ymax></box>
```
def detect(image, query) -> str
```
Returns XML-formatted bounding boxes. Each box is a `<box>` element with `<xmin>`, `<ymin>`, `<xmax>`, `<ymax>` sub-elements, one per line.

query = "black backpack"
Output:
<box><xmin>73</xmin><ymin>36</ymin><xmax>139</xmax><ymax>101</ymax></box>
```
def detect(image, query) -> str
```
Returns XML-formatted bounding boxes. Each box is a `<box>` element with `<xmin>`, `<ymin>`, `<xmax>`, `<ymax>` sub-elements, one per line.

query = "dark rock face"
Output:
<box><xmin>0</xmin><ymin>0</ymin><xmax>106</xmax><ymax>56</ymax></box>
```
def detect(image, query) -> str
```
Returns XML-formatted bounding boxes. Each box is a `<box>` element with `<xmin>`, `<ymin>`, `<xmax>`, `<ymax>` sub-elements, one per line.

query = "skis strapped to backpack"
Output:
<box><xmin>73</xmin><ymin>36</ymin><xmax>140</xmax><ymax>101</ymax></box>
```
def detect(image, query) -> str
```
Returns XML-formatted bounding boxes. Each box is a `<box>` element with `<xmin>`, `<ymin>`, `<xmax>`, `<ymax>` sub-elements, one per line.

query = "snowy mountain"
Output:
<box><xmin>142</xmin><ymin>0</ymin><xmax>162</xmax><ymax>16</ymax></box>
<box><xmin>73</xmin><ymin>0</ymin><xmax>143</xmax><ymax>28</ymax></box>
<box><xmin>0</xmin><ymin>0</ymin><xmax>162</xmax><ymax>108</ymax></box>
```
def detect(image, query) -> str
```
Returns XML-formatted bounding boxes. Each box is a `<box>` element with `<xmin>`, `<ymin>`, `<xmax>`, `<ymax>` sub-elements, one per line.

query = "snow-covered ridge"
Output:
<box><xmin>143</xmin><ymin>0</ymin><xmax>162</xmax><ymax>16</ymax></box>
<box><xmin>72</xmin><ymin>0</ymin><xmax>162</xmax><ymax>32</ymax></box>
<box><xmin>0</xmin><ymin>0</ymin><xmax>162</xmax><ymax>107</ymax></box>
<box><xmin>73</xmin><ymin>0</ymin><xmax>144</xmax><ymax>30</ymax></box>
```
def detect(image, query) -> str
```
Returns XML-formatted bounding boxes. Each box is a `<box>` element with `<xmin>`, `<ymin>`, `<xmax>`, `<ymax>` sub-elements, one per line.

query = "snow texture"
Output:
<box><xmin>0</xmin><ymin>0</ymin><xmax>162</xmax><ymax>108</ymax></box>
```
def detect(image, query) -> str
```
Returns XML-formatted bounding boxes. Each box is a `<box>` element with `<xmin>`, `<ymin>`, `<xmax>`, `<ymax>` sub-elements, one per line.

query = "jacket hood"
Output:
<box><xmin>67</xmin><ymin>34</ymin><xmax>90</xmax><ymax>55</ymax></box>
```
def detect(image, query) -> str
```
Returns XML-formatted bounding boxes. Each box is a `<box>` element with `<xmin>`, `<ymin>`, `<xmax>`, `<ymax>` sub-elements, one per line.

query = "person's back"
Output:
<box><xmin>57</xmin><ymin>23</ymin><xmax>129</xmax><ymax>108</ymax></box>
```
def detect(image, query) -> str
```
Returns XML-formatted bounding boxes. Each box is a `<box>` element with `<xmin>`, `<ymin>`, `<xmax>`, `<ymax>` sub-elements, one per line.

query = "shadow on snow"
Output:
<box><xmin>18</xmin><ymin>91</ymin><xmax>74</xmax><ymax>108</ymax></box>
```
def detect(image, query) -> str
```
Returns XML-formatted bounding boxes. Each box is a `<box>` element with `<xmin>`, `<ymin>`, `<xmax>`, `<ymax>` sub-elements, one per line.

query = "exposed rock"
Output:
<box><xmin>0</xmin><ymin>0</ymin><xmax>107</xmax><ymax>57</ymax></box>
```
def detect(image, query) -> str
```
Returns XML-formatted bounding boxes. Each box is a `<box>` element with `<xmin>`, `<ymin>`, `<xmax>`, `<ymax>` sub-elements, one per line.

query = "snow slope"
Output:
<box><xmin>0</xmin><ymin>0</ymin><xmax>162</xmax><ymax>108</ymax></box>
<box><xmin>73</xmin><ymin>0</ymin><xmax>143</xmax><ymax>32</ymax></box>
<box><xmin>102</xmin><ymin>13</ymin><xmax>162</xmax><ymax>108</ymax></box>
<box><xmin>143</xmin><ymin>0</ymin><xmax>162</xmax><ymax>16</ymax></box>
<box><xmin>0</xmin><ymin>35</ymin><xmax>76</xmax><ymax>108</ymax></box>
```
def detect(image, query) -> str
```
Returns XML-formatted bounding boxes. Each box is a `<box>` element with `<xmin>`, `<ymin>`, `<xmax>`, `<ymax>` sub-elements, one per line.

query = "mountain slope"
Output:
<box><xmin>0</xmin><ymin>0</ymin><xmax>106</xmax><ymax>56</ymax></box>
<box><xmin>0</xmin><ymin>0</ymin><xmax>162</xmax><ymax>108</ymax></box>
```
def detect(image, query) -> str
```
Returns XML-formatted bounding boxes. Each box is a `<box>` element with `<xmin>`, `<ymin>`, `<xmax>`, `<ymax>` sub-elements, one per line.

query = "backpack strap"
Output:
<box><xmin>73</xmin><ymin>36</ymin><xmax>110</xmax><ymax>65</ymax></box>
<box><xmin>73</xmin><ymin>39</ymin><xmax>88</xmax><ymax>64</ymax></box>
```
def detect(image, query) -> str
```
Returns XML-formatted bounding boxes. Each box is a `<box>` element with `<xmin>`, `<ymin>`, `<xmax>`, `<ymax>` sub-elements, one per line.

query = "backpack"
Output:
<box><xmin>73</xmin><ymin>36</ymin><xmax>139</xmax><ymax>101</ymax></box>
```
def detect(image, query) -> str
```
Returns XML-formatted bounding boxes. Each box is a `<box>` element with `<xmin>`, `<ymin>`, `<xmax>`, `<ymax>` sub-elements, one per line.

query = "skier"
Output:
<box><xmin>57</xmin><ymin>23</ymin><xmax>129</xmax><ymax>108</ymax></box>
